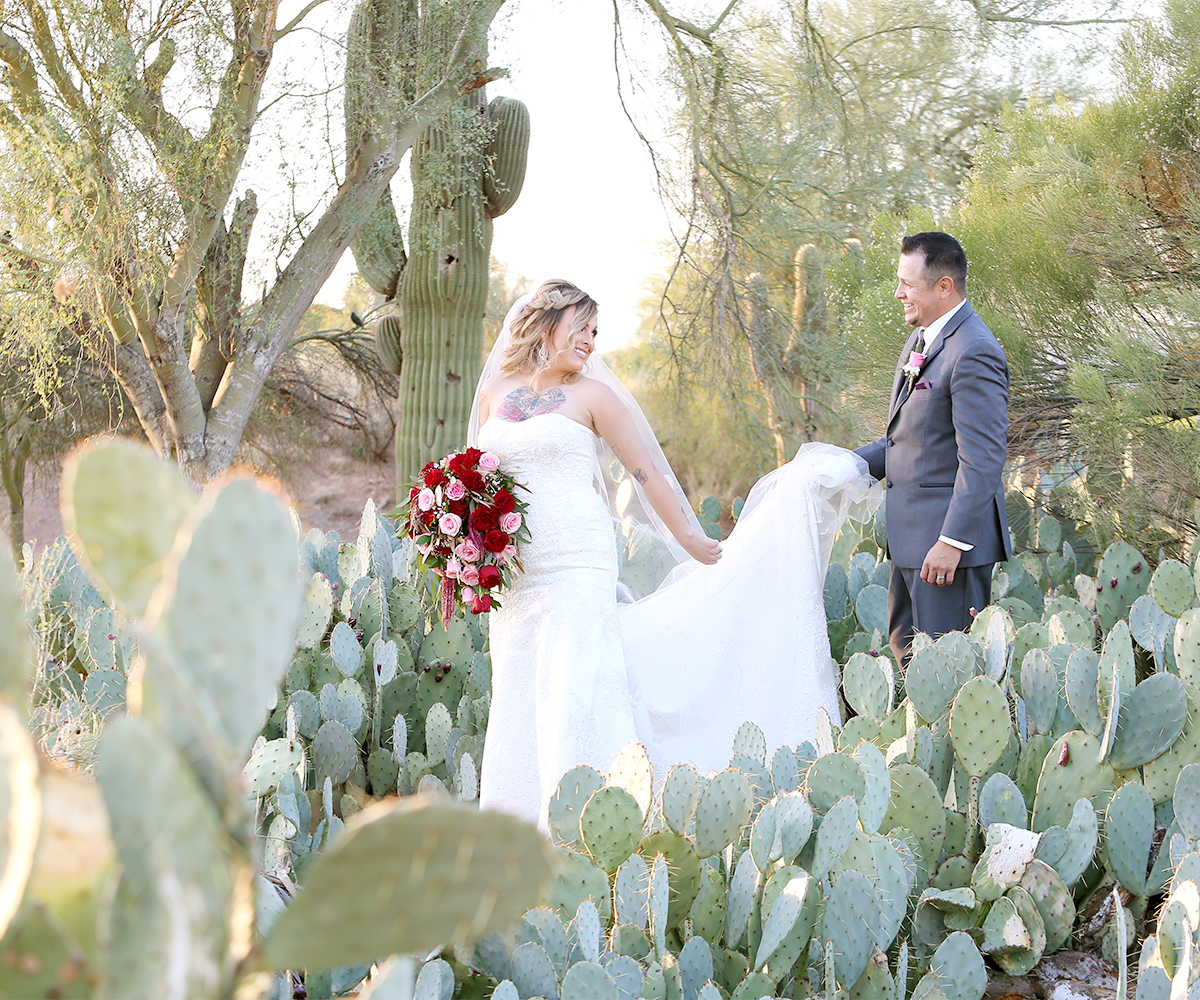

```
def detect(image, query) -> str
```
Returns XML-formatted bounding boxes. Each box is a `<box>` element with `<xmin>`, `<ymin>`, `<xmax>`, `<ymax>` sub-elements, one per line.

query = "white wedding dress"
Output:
<box><xmin>476</xmin><ymin>411</ymin><xmax>877</xmax><ymax>828</ymax></box>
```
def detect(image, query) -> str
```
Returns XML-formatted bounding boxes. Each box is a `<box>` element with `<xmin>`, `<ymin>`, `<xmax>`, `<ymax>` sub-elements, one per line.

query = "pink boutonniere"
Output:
<box><xmin>903</xmin><ymin>350</ymin><xmax>927</xmax><ymax>380</ymax></box>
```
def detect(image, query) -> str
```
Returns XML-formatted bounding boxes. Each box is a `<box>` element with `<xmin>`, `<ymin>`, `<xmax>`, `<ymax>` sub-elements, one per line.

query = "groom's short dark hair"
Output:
<box><xmin>901</xmin><ymin>232</ymin><xmax>967</xmax><ymax>294</ymax></box>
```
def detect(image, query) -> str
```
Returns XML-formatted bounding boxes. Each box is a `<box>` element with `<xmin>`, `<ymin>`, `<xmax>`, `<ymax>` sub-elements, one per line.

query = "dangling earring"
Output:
<box><xmin>536</xmin><ymin>343</ymin><xmax>550</xmax><ymax>368</ymax></box>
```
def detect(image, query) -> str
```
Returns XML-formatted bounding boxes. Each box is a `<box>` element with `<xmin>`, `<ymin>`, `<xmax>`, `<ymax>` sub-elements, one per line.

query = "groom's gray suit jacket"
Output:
<box><xmin>856</xmin><ymin>300</ymin><xmax>1011</xmax><ymax>570</ymax></box>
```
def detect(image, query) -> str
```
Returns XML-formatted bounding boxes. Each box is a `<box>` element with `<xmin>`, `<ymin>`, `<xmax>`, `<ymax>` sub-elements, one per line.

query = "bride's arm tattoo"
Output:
<box><xmin>612</xmin><ymin>445</ymin><xmax>649</xmax><ymax>484</ymax></box>
<box><xmin>495</xmin><ymin>386</ymin><xmax>566</xmax><ymax>421</ymax></box>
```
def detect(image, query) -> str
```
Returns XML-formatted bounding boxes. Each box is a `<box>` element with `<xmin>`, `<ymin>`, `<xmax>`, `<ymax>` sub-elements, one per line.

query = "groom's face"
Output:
<box><xmin>895</xmin><ymin>252</ymin><xmax>951</xmax><ymax>328</ymax></box>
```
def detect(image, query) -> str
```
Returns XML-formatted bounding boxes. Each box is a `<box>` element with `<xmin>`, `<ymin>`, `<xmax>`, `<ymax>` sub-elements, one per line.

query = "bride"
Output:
<box><xmin>471</xmin><ymin>280</ymin><xmax>877</xmax><ymax>828</ymax></box>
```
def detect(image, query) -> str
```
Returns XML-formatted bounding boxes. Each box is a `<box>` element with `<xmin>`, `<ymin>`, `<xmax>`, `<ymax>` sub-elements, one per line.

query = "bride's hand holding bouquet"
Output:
<box><xmin>404</xmin><ymin>447</ymin><xmax>530</xmax><ymax>627</ymax></box>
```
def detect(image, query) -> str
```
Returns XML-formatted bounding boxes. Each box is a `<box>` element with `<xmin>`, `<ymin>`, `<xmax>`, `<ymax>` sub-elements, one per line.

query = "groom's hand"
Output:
<box><xmin>921</xmin><ymin>541</ymin><xmax>962</xmax><ymax>587</ymax></box>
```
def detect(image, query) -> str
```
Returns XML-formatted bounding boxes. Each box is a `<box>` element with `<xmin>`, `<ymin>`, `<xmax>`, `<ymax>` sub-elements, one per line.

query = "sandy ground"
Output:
<box><xmin>4</xmin><ymin>443</ymin><xmax>399</xmax><ymax>558</ymax></box>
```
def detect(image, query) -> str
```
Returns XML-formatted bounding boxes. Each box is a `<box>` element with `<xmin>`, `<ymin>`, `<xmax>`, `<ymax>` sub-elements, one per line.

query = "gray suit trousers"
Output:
<box><xmin>889</xmin><ymin>564</ymin><xmax>992</xmax><ymax>670</ymax></box>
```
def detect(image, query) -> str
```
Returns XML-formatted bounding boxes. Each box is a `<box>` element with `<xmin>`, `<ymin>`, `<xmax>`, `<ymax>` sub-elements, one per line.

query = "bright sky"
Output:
<box><xmin>318</xmin><ymin>1</ymin><xmax>679</xmax><ymax>351</ymax></box>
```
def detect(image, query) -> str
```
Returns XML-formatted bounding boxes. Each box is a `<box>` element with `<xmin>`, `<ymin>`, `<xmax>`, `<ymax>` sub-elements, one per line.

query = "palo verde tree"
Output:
<box><xmin>622</xmin><ymin>0</ymin><xmax>1131</xmax><ymax>460</ymax></box>
<box><xmin>0</xmin><ymin>0</ymin><xmax>508</xmax><ymax>485</ymax></box>
<box><xmin>928</xmin><ymin>0</ymin><xmax>1200</xmax><ymax>551</ymax></box>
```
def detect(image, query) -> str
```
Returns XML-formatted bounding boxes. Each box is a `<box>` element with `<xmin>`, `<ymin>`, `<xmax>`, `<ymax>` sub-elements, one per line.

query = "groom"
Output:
<box><xmin>855</xmin><ymin>232</ymin><xmax>1011</xmax><ymax>669</ymax></box>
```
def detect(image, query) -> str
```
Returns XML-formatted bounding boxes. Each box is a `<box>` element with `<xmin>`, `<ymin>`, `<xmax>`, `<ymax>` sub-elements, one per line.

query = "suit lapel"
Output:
<box><xmin>888</xmin><ymin>328</ymin><xmax>922</xmax><ymax>423</ymax></box>
<box><xmin>887</xmin><ymin>301</ymin><xmax>974</xmax><ymax>426</ymax></box>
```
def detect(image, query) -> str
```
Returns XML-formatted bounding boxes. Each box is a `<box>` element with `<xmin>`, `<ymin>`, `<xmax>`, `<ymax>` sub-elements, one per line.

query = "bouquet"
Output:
<box><xmin>404</xmin><ymin>447</ymin><xmax>530</xmax><ymax>628</ymax></box>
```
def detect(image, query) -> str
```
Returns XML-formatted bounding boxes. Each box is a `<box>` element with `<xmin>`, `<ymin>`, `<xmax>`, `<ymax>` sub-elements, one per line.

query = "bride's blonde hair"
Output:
<box><xmin>500</xmin><ymin>279</ymin><xmax>598</xmax><ymax>380</ymax></box>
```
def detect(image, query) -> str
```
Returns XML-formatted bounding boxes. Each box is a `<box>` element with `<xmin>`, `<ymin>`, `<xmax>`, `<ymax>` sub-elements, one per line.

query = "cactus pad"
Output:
<box><xmin>313</xmin><ymin>719</ymin><xmax>357</xmax><ymax>787</ymax></box>
<box><xmin>1153</xmin><ymin>559</ymin><xmax>1195</xmax><ymax>618</ymax></box>
<box><xmin>824</xmin><ymin>869</ymin><xmax>883</xmax><ymax>987</ymax></box>
<box><xmin>883</xmin><ymin>763</ymin><xmax>946</xmax><ymax>862</ymax></box>
<box><xmin>1109</xmin><ymin>671</ymin><xmax>1187</xmax><ymax>770</ymax></box>
<box><xmin>1105</xmin><ymin>780</ymin><xmax>1154</xmax><ymax>895</ymax></box>
<box><xmin>693</xmin><ymin>769</ymin><xmax>753</xmax><ymax>858</ymax></box>
<box><xmin>548</xmin><ymin>765</ymin><xmax>606</xmax><ymax>849</ymax></box>
<box><xmin>580</xmin><ymin>786</ymin><xmax>641</xmax><ymax>873</ymax></box>
<box><xmin>608</xmin><ymin>741</ymin><xmax>653</xmax><ymax>819</ymax></box>
<box><xmin>806</xmin><ymin>750</ymin><xmax>865</xmax><ymax>813</ymax></box>
<box><xmin>1032</xmin><ymin>730</ymin><xmax>1114</xmax><ymax>831</ymax></box>
<box><xmin>949</xmin><ymin>675</ymin><xmax>1010</xmax><ymax>777</ymax></box>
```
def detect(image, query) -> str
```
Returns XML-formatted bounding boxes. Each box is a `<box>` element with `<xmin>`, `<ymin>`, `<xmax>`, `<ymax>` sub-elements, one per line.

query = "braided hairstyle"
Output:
<box><xmin>500</xmin><ymin>279</ymin><xmax>598</xmax><ymax>380</ymax></box>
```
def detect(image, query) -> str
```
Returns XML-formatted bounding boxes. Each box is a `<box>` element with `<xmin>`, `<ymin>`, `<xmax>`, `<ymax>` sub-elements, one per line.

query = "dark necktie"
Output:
<box><xmin>914</xmin><ymin>327</ymin><xmax>926</xmax><ymax>355</ymax></box>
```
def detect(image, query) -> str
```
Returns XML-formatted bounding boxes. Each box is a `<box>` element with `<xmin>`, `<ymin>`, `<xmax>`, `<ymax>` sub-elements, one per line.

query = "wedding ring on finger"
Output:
<box><xmin>936</xmin><ymin>575</ymin><xmax>946</xmax><ymax>584</ymax></box>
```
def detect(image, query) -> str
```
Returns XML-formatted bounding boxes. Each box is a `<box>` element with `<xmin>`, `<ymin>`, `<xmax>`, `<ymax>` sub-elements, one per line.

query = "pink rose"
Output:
<box><xmin>496</xmin><ymin>543</ymin><xmax>517</xmax><ymax>566</ymax></box>
<box><xmin>439</xmin><ymin>512</ymin><xmax>462</xmax><ymax>536</ymax></box>
<box><xmin>417</xmin><ymin>542</ymin><xmax>433</xmax><ymax>557</ymax></box>
<box><xmin>455</xmin><ymin>539</ymin><xmax>481</xmax><ymax>563</ymax></box>
<box><xmin>444</xmin><ymin>556</ymin><xmax>461</xmax><ymax>579</ymax></box>
<box><xmin>499</xmin><ymin>511</ymin><xmax>522</xmax><ymax>534</ymax></box>
<box><xmin>479</xmin><ymin>452</ymin><xmax>500</xmax><ymax>472</ymax></box>
<box><xmin>446</xmin><ymin>479</ymin><xmax>466</xmax><ymax>501</ymax></box>
<box><xmin>461</xmin><ymin>586</ymin><xmax>476</xmax><ymax>603</ymax></box>
<box><xmin>460</xmin><ymin>564</ymin><xmax>480</xmax><ymax>586</ymax></box>
<box><xmin>417</xmin><ymin>488</ymin><xmax>436</xmax><ymax>512</ymax></box>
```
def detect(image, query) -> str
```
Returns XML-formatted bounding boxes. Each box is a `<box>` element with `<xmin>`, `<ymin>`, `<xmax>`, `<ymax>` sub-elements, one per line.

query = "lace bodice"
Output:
<box><xmin>477</xmin><ymin>414</ymin><xmax>616</xmax><ymax>582</ymax></box>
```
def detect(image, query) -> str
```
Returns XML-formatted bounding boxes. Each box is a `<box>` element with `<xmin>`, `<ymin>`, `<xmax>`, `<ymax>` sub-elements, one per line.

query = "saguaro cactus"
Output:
<box><xmin>345</xmin><ymin>2</ymin><xmax>530</xmax><ymax>481</ymax></box>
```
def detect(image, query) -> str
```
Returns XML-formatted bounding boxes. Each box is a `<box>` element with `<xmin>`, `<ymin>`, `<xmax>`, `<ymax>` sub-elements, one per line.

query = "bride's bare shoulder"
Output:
<box><xmin>482</xmin><ymin>373</ymin><xmax>521</xmax><ymax>400</ymax></box>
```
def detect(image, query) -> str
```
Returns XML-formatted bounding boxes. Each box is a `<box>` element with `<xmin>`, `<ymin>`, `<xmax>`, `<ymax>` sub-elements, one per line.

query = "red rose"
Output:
<box><xmin>449</xmin><ymin>499</ymin><xmax>468</xmax><ymax>519</ymax></box>
<box><xmin>471</xmin><ymin>505</ymin><xmax>499</xmax><ymax>531</ymax></box>
<box><xmin>464</xmin><ymin>447</ymin><xmax>482</xmax><ymax>465</ymax></box>
<box><xmin>471</xmin><ymin>593</ymin><xmax>493</xmax><ymax>614</ymax></box>
<box><xmin>478</xmin><ymin>564</ymin><xmax>501</xmax><ymax>589</ymax></box>
<box><xmin>422</xmin><ymin>509</ymin><xmax>437</xmax><ymax>526</ymax></box>
<box><xmin>493</xmin><ymin>489</ymin><xmax>515</xmax><ymax>514</ymax></box>
<box><xmin>484</xmin><ymin>529</ymin><xmax>509</xmax><ymax>553</ymax></box>
<box><xmin>409</xmin><ymin>486</ymin><xmax>420</xmax><ymax>502</ymax></box>
<box><xmin>424</xmin><ymin>466</ymin><xmax>448</xmax><ymax>488</ymax></box>
<box><xmin>461</xmin><ymin>469</ymin><xmax>485</xmax><ymax>492</ymax></box>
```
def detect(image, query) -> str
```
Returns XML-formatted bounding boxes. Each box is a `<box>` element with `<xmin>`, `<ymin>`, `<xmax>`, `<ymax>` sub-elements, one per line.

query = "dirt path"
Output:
<box><xmin>4</xmin><ymin>444</ymin><xmax>399</xmax><ymax>559</ymax></box>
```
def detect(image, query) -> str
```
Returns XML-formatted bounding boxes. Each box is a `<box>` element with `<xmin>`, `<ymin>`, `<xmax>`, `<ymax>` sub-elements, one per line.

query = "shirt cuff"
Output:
<box><xmin>939</xmin><ymin>534</ymin><xmax>975</xmax><ymax>552</ymax></box>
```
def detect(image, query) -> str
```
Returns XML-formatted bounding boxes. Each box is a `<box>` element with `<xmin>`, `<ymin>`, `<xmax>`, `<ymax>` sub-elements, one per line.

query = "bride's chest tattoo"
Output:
<box><xmin>496</xmin><ymin>386</ymin><xmax>567</xmax><ymax>421</ymax></box>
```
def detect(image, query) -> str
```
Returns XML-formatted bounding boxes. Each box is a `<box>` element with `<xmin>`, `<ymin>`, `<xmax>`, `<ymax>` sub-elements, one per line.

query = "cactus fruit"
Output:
<box><xmin>1096</xmin><ymin>541</ymin><xmax>1151</xmax><ymax>631</ymax></box>
<box><xmin>1032</xmin><ymin>730</ymin><xmax>1115</xmax><ymax>831</ymax></box>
